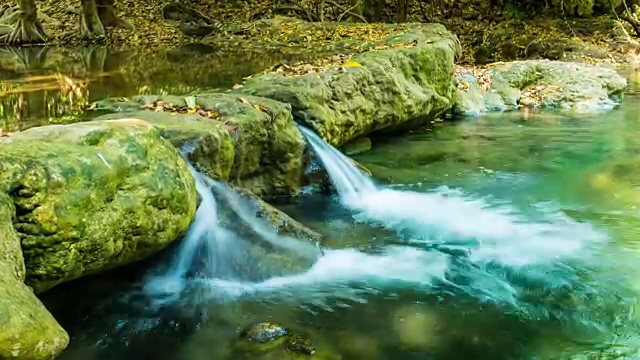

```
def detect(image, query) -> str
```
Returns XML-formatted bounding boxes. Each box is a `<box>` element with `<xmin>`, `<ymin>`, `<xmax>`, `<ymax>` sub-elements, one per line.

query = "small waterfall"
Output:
<box><xmin>207</xmin><ymin>179</ymin><xmax>322</xmax><ymax>261</ymax></box>
<box><xmin>298</xmin><ymin>125</ymin><xmax>605</xmax><ymax>268</ymax></box>
<box><xmin>168</xmin><ymin>164</ymin><xmax>221</xmax><ymax>280</ymax></box>
<box><xmin>143</xmin><ymin>163</ymin><xmax>323</xmax><ymax>301</ymax></box>
<box><xmin>298</xmin><ymin>126</ymin><xmax>376</xmax><ymax>206</ymax></box>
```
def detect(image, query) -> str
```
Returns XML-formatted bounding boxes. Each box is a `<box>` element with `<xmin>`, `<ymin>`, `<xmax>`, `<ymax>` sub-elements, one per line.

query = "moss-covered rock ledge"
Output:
<box><xmin>93</xmin><ymin>94</ymin><xmax>305</xmax><ymax>198</ymax></box>
<box><xmin>0</xmin><ymin>119</ymin><xmax>197</xmax><ymax>293</ymax></box>
<box><xmin>237</xmin><ymin>22</ymin><xmax>460</xmax><ymax>147</ymax></box>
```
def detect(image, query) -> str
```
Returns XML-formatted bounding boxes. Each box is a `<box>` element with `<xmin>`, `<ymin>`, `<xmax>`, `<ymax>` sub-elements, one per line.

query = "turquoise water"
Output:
<box><xmin>37</xmin><ymin>97</ymin><xmax>640</xmax><ymax>360</ymax></box>
<box><xmin>5</xmin><ymin>44</ymin><xmax>640</xmax><ymax>359</ymax></box>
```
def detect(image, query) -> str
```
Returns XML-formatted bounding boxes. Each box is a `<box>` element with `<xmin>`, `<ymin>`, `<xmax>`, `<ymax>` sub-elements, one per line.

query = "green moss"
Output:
<box><xmin>93</xmin><ymin>93</ymin><xmax>306</xmax><ymax>198</ymax></box>
<box><xmin>0</xmin><ymin>119</ymin><xmax>197</xmax><ymax>293</ymax></box>
<box><xmin>0</xmin><ymin>263</ymin><xmax>69</xmax><ymax>359</ymax></box>
<box><xmin>239</xmin><ymin>23</ymin><xmax>459</xmax><ymax>147</ymax></box>
<box><xmin>0</xmin><ymin>196</ymin><xmax>69</xmax><ymax>359</ymax></box>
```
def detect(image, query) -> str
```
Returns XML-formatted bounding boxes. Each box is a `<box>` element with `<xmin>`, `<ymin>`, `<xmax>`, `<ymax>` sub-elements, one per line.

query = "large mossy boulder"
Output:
<box><xmin>92</xmin><ymin>93</ymin><xmax>305</xmax><ymax>198</ymax></box>
<box><xmin>454</xmin><ymin>60</ymin><xmax>627</xmax><ymax>116</ymax></box>
<box><xmin>0</xmin><ymin>119</ymin><xmax>197</xmax><ymax>293</ymax></box>
<box><xmin>0</xmin><ymin>194</ymin><xmax>69</xmax><ymax>359</ymax></box>
<box><xmin>237</xmin><ymin>22</ymin><xmax>460</xmax><ymax>146</ymax></box>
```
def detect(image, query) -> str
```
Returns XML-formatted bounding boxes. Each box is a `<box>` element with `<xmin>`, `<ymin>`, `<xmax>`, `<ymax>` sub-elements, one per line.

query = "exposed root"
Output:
<box><xmin>0</xmin><ymin>12</ymin><xmax>49</xmax><ymax>44</ymax></box>
<box><xmin>79</xmin><ymin>0</ymin><xmax>105</xmax><ymax>39</ymax></box>
<box><xmin>97</xmin><ymin>0</ymin><xmax>134</xmax><ymax>30</ymax></box>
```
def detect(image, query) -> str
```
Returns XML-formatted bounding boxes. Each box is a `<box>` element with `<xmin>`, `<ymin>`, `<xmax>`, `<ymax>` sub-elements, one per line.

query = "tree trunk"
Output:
<box><xmin>97</xmin><ymin>0</ymin><xmax>134</xmax><ymax>30</ymax></box>
<box><xmin>362</xmin><ymin>0</ymin><xmax>384</xmax><ymax>22</ymax></box>
<box><xmin>79</xmin><ymin>0</ymin><xmax>105</xmax><ymax>38</ymax></box>
<box><xmin>0</xmin><ymin>0</ymin><xmax>48</xmax><ymax>44</ymax></box>
<box><xmin>395</xmin><ymin>0</ymin><xmax>408</xmax><ymax>22</ymax></box>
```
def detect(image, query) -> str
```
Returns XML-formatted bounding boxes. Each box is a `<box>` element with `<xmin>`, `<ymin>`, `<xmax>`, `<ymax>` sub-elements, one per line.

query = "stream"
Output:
<box><xmin>4</xmin><ymin>46</ymin><xmax>640</xmax><ymax>359</ymax></box>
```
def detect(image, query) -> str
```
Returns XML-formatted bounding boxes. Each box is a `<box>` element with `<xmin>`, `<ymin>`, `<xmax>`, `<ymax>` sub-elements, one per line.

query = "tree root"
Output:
<box><xmin>0</xmin><ymin>11</ymin><xmax>48</xmax><ymax>44</ymax></box>
<box><xmin>79</xmin><ymin>0</ymin><xmax>105</xmax><ymax>39</ymax></box>
<box><xmin>97</xmin><ymin>0</ymin><xmax>134</xmax><ymax>30</ymax></box>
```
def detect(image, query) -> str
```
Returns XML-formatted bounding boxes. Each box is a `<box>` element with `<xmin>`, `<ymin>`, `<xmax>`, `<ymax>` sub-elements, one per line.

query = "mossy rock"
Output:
<box><xmin>239</xmin><ymin>22</ymin><xmax>460</xmax><ymax>146</ymax></box>
<box><xmin>229</xmin><ymin>186</ymin><xmax>322</xmax><ymax>244</ymax></box>
<box><xmin>454</xmin><ymin>60</ymin><xmax>627</xmax><ymax>116</ymax></box>
<box><xmin>0</xmin><ymin>194</ymin><xmax>69</xmax><ymax>359</ymax></box>
<box><xmin>0</xmin><ymin>119</ymin><xmax>197</xmax><ymax>293</ymax></box>
<box><xmin>92</xmin><ymin>93</ymin><xmax>306</xmax><ymax>198</ymax></box>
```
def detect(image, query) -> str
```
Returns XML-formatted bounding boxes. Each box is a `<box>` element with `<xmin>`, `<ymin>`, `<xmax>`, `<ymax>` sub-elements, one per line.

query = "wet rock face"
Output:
<box><xmin>454</xmin><ymin>60</ymin><xmax>627</xmax><ymax>116</ymax></box>
<box><xmin>0</xmin><ymin>118</ymin><xmax>197</xmax><ymax>293</ymax></box>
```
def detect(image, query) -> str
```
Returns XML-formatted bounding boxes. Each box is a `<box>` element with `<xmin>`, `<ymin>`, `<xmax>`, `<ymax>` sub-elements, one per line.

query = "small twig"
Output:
<box><xmin>327</xmin><ymin>0</ymin><xmax>367</xmax><ymax>23</ymax></box>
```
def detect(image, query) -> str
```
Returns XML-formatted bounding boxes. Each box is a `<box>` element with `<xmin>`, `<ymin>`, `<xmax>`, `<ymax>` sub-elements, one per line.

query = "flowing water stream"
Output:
<box><xmin>13</xmin><ymin>46</ymin><xmax>640</xmax><ymax>358</ymax></box>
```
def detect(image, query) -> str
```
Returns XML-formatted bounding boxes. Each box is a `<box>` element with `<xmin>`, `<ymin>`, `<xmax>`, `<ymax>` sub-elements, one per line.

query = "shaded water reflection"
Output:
<box><xmin>0</xmin><ymin>45</ymin><xmax>334</xmax><ymax>132</ymax></box>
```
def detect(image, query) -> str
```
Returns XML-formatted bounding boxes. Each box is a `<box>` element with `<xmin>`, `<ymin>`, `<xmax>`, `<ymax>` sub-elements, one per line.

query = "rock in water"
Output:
<box><xmin>240</xmin><ymin>322</ymin><xmax>288</xmax><ymax>343</ymax></box>
<box><xmin>91</xmin><ymin>93</ymin><xmax>306</xmax><ymax>198</ymax></box>
<box><xmin>0</xmin><ymin>119</ymin><xmax>198</xmax><ymax>293</ymax></box>
<box><xmin>285</xmin><ymin>333</ymin><xmax>316</xmax><ymax>355</ymax></box>
<box><xmin>0</xmin><ymin>194</ymin><xmax>69</xmax><ymax>359</ymax></box>
<box><xmin>239</xmin><ymin>21</ymin><xmax>460</xmax><ymax>147</ymax></box>
<box><xmin>454</xmin><ymin>60</ymin><xmax>627</xmax><ymax>116</ymax></box>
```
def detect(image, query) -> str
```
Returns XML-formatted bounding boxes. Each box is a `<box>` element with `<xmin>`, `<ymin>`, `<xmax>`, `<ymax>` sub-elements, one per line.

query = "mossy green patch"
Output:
<box><xmin>0</xmin><ymin>195</ymin><xmax>69</xmax><ymax>359</ymax></box>
<box><xmin>93</xmin><ymin>93</ymin><xmax>306</xmax><ymax>198</ymax></box>
<box><xmin>0</xmin><ymin>119</ymin><xmax>197</xmax><ymax>293</ymax></box>
<box><xmin>239</xmin><ymin>23</ymin><xmax>460</xmax><ymax>146</ymax></box>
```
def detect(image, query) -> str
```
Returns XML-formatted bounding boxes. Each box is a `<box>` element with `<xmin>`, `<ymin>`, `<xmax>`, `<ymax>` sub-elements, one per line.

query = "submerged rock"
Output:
<box><xmin>92</xmin><ymin>93</ymin><xmax>305</xmax><ymax>198</ymax></box>
<box><xmin>0</xmin><ymin>119</ymin><xmax>197</xmax><ymax>292</ymax></box>
<box><xmin>238</xmin><ymin>22</ymin><xmax>460</xmax><ymax>146</ymax></box>
<box><xmin>237</xmin><ymin>321</ymin><xmax>317</xmax><ymax>357</ymax></box>
<box><xmin>342</xmin><ymin>136</ymin><xmax>372</xmax><ymax>156</ymax></box>
<box><xmin>241</xmin><ymin>322</ymin><xmax>288</xmax><ymax>343</ymax></box>
<box><xmin>285</xmin><ymin>333</ymin><xmax>316</xmax><ymax>355</ymax></box>
<box><xmin>0</xmin><ymin>194</ymin><xmax>69</xmax><ymax>359</ymax></box>
<box><xmin>454</xmin><ymin>60</ymin><xmax>627</xmax><ymax>116</ymax></box>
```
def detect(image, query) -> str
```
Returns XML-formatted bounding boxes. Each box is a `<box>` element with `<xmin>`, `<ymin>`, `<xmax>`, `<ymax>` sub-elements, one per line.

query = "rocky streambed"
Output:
<box><xmin>0</xmin><ymin>18</ymin><xmax>629</xmax><ymax>359</ymax></box>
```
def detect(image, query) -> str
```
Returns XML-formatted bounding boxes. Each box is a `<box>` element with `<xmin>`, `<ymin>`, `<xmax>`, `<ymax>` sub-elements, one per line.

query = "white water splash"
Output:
<box><xmin>299</xmin><ymin>125</ymin><xmax>605</xmax><ymax>268</ymax></box>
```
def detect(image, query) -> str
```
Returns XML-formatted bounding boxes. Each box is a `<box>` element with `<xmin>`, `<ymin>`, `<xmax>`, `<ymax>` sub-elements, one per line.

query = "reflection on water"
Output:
<box><xmin>0</xmin><ymin>45</ymin><xmax>335</xmax><ymax>132</ymax></box>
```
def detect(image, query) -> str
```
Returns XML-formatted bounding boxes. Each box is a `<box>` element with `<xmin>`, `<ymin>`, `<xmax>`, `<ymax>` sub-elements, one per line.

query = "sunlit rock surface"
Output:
<box><xmin>0</xmin><ymin>119</ymin><xmax>197</xmax><ymax>293</ymax></box>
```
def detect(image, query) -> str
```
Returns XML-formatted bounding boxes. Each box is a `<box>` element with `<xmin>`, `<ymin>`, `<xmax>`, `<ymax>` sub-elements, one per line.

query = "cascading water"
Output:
<box><xmin>299</xmin><ymin>125</ymin><xmax>604</xmax><ymax>265</ymax></box>
<box><xmin>142</xmin><ymin>161</ymin><xmax>455</xmax><ymax>307</ymax></box>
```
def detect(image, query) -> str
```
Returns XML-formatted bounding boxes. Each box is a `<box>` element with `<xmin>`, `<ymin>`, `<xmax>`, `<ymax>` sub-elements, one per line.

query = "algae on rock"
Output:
<box><xmin>92</xmin><ymin>93</ymin><xmax>306</xmax><ymax>198</ymax></box>
<box><xmin>239</xmin><ymin>23</ymin><xmax>460</xmax><ymax>146</ymax></box>
<box><xmin>0</xmin><ymin>119</ymin><xmax>197</xmax><ymax>293</ymax></box>
<box><xmin>0</xmin><ymin>194</ymin><xmax>69</xmax><ymax>360</ymax></box>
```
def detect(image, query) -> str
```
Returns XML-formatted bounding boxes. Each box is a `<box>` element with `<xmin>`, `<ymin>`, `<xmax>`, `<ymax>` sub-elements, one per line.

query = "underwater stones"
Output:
<box><xmin>241</xmin><ymin>322</ymin><xmax>288</xmax><ymax>343</ymax></box>
<box><xmin>285</xmin><ymin>333</ymin><xmax>316</xmax><ymax>355</ymax></box>
<box><xmin>238</xmin><ymin>321</ymin><xmax>316</xmax><ymax>356</ymax></box>
<box><xmin>0</xmin><ymin>118</ymin><xmax>197</xmax><ymax>293</ymax></box>
<box><xmin>0</xmin><ymin>195</ymin><xmax>69</xmax><ymax>359</ymax></box>
<box><xmin>239</xmin><ymin>23</ymin><xmax>459</xmax><ymax>147</ymax></box>
<box><xmin>454</xmin><ymin>60</ymin><xmax>627</xmax><ymax>116</ymax></box>
<box><xmin>341</xmin><ymin>136</ymin><xmax>372</xmax><ymax>156</ymax></box>
<box><xmin>92</xmin><ymin>93</ymin><xmax>306</xmax><ymax>198</ymax></box>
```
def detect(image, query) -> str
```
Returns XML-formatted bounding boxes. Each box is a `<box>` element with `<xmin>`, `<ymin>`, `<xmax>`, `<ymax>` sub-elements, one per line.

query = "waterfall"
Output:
<box><xmin>298</xmin><ymin>126</ymin><xmax>376</xmax><ymax>206</ymax></box>
<box><xmin>298</xmin><ymin>125</ymin><xmax>605</xmax><ymax>268</ymax></box>
<box><xmin>143</xmin><ymin>164</ymin><xmax>324</xmax><ymax>301</ymax></box>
